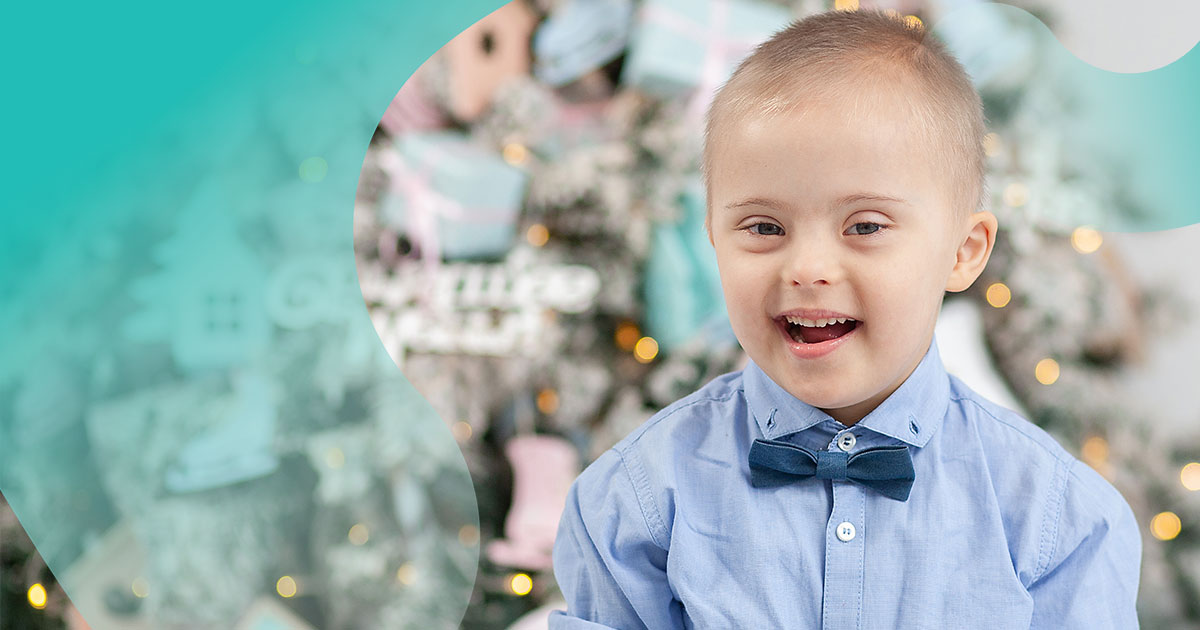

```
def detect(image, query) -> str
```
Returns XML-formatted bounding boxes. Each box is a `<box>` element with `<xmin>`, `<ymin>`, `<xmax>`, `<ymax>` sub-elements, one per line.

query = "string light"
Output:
<box><xmin>634</xmin><ymin>337</ymin><xmax>660</xmax><ymax>363</ymax></box>
<box><xmin>1034</xmin><ymin>358</ymin><xmax>1059</xmax><ymax>385</ymax></box>
<box><xmin>28</xmin><ymin>583</ymin><xmax>47</xmax><ymax>609</ymax></box>
<box><xmin>276</xmin><ymin>576</ymin><xmax>298</xmax><ymax>598</ymax></box>
<box><xmin>131</xmin><ymin>577</ymin><xmax>150</xmax><ymax>599</ymax></box>
<box><xmin>615</xmin><ymin>321</ymin><xmax>641</xmax><ymax>351</ymax></box>
<box><xmin>458</xmin><ymin>524</ymin><xmax>480</xmax><ymax>547</ymax></box>
<box><xmin>325</xmin><ymin>447</ymin><xmax>345</xmax><ymax>469</ymax></box>
<box><xmin>508</xmin><ymin>573</ymin><xmax>534</xmax><ymax>596</ymax></box>
<box><xmin>904</xmin><ymin>15</ymin><xmax>922</xmax><ymax>29</ymax></box>
<box><xmin>537</xmin><ymin>388</ymin><xmax>560</xmax><ymax>414</ymax></box>
<box><xmin>834</xmin><ymin>0</ymin><xmax>858</xmax><ymax>10</ymax></box>
<box><xmin>526</xmin><ymin>224</ymin><xmax>550</xmax><ymax>247</ymax></box>
<box><xmin>397</xmin><ymin>563</ymin><xmax>417</xmax><ymax>585</ymax></box>
<box><xmin>1070</xmin><ymin>226</ymin><xmax>1103</xmax><ymax>254</ymax></box>
<box><xmin>1150</xmin><ymin>511</ymin><xmax>1182</xmax><ymax>541</ymax></box>
<box><xmin>985</xmin><ymin>282</ymin><xmax>1011</xmax><ymax>308</ymax></box>
<box><xmin>452</xmin><ymin>421</ymin><xmax>473</xmax><ymax>442</ymax></box>
<box><xmin>348</xmin><ymin>523</ymin><xmax>369</xmax><ymax>546</ymax></box>
<box><xmin>1181</xmin><ymin>462</ymin><xmax>1200</xmax><ymax>491</ymax></box>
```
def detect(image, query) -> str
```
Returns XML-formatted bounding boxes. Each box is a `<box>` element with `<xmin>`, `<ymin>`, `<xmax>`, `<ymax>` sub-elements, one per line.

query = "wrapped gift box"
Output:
<box><xmin>379</xmin><ymin>131</ymin><xmax>529</xmax><ymax>261</ymax></box>
<box><xmin>643</xmin><ymin>176</ymin><xmax>730</xmax><ymax>352</ymax></box>
<box><xmin>533</xmin><ymin>0</ymin><xmax>634</xmax><ymax>87</ymax></box>
<box><xmin>621</xmin><ymin>0</ymin><xmax>790</xmax><ymax>102</ymax></box>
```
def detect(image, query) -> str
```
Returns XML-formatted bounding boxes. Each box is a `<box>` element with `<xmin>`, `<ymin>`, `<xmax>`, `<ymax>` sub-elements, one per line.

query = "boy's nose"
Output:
<box><xmin>784</xmin><ymin>239</ymin><xmax>843</xmax><ymax>287</ymax></box>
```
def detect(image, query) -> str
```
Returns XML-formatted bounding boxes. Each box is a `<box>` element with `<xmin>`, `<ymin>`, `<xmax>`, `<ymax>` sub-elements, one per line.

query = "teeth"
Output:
<box><xmin>784</xmin><ymin>316</ymin><xmax>854</xmax><ymax>327</ymax></box>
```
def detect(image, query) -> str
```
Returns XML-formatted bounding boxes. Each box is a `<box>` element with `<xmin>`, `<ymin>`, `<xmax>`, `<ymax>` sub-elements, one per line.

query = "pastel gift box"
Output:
<box><xmin>380</xmin><ymin>131</ymin><xmax>529</xmax><ymax>261</ymax></box>
<box><xmin>643</xmin><ymin>176</ymin><xmax>730</xmax><ymax>352</ymax></box>
<box><xmin>620</xmin><ymin>0</ymin><xmax>790</xmax><ymax>99</ymax></box>
<box><xmin>533</xmin><ymin>0</ymin><xmax>635</xmax><ymax>87</ymax></box>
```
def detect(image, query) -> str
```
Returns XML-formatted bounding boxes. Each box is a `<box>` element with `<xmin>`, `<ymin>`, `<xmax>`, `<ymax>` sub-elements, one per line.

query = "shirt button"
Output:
<box><xmin>836</xmin><ymin>432</ymin><xmax>856</xmax><ymax>452</ymax></box>
<box><xmin>836</xmin><ymin>521</ymin><xmax>856</xmax><ymax>542</ymax></box>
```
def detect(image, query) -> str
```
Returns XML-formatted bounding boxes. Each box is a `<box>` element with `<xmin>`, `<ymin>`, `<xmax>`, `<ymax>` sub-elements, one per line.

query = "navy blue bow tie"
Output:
<box><xmin>748</xmin><ymin>438</ymin><xmax>916</xmax><ymax>502</ymax></box>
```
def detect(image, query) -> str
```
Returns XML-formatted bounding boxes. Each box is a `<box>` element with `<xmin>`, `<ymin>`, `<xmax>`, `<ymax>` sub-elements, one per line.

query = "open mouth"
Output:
<box><xmin>781</xmin><ymin>316</ymin><xmax>859</xmax><ymax>344</ymax></box>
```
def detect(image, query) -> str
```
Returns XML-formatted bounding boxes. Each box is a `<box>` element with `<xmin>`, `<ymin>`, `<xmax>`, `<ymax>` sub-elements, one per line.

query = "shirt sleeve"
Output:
<box><xmin>1027</xmin><ymin>458</ymin><xmax>1143</xmax><ymax>629</ymax></box>
<box><xmin>548</xmin><ymin>448</ymin><xmax>684</xmax><ymax>630</ymax></box>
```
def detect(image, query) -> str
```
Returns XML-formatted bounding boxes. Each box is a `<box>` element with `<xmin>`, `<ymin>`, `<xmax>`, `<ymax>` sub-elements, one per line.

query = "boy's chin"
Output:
<box><xmin>776</xmin><ymin>374</ymin><xmax>863</xmax><ymax>409</ymax></box>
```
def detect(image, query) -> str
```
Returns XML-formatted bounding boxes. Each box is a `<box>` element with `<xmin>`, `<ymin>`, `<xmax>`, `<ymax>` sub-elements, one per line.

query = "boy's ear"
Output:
<box><xmin>945</xmin><ymin>211</ymin><xmax>998</xmax><ymax>293</ymax></box>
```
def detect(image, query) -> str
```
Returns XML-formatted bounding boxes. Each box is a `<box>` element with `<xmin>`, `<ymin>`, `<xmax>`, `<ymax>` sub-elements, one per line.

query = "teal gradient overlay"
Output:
<box><xmin>2</xmin><ymin>0</ymin><xmax>503</xmax><ymax>628</ymax></box>
<box><xmin>935</xmin><ymin>3</ymin><xmax>1200</xmax><ymax>232</ymax></box>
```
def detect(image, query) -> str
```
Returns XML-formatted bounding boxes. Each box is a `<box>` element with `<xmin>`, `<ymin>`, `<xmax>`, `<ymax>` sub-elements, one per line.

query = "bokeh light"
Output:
<box><xmin>1034</xmin><ymin>358</ymin><xmax>1060</xmax><ymax>385</ymax></box>
<box><xmin>1071</xmin><ymin>226</ymin><xmax>1103</xmax><ymax>254</ymax></box>
<box><xmin>298</xmin><ymin>156</ymin><xmax>328</xmax><ymax>183</ymax></box>
<box><xmin>982</xmin><ymin>132</ymin><xmax>1002</xmax><ymax>157</ymax></box>
<box><xmin>634</xmin><ymin>336</ymin><xmax>659</xmax><ymax>363</ymax></box>
<box><xmin>986</xmin><ymin>282</ymin><xmax>1011</xmax><ymax>308</ymax></box>
<box><xmin>503</xmin><ymin>143</ymin><xmax>529</xmax><ymax>166</ymax></box>
<box><xmin>1081</xmin><ymin>436</ymin><xmax>1109</xmax><ymax>465</ymax></box>
<box><xmin>1151</xmin><ymin>512</ymin><xmax>1182</xmax><ymax>541</ymax></box>
<box><xmin>1181</xmin><ymin>462</ymin><xmax>1200</xmax><ymax>491</ymax></box>
<box><xmin>508</xmin><ymin>573</ymin><xmax>534</xmax><ymax>596</ymax></box>
<box><xmin>397</xmin><ymin>563</ymin><xmax>417</xmax><ymax>586</ymax></box>
<box><xmin>348</xmin><ymin>523</ymin><xmax>369</xmax><ymax>546</ymax></box>
<box><xmin>615</xmin><ymin>321</ymin><xmax>641</xmax><ymax>351</ymax></box>
<box><xmin>526</xmin><ymin>223</ymin><xmax>549</xmax><ymax>247</ymax></box>
<box><xmin>1003</xmin><ymin>182</ymin><xmax>1029</xmax><ymax>207</ymax></box>
<box><xmin>452</xmin><ymin>421</ymin><xmax>473</xmax><ymax>442</ymax></box>
<box><xmin>27</xmin><ymin>583</ymin><xmax>47</xmax><ymax>609</ymax></box>
<box><xmin>537</xmin><ymin>388</ymin><xmax>560</xmax><ymax>414</ymax></box>
<box><xmin>276</xmin><ymin>576</ymin><xmax>298</xmax><ymax>598</ymax></box>
<box><xmin>458</xmin><ymin>524</ymin><xmax>480</xmax><ymax>547</ymax></box>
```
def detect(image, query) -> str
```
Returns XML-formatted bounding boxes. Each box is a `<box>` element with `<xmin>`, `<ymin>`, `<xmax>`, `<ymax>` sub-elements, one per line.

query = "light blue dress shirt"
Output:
<box><xmin>550</xmin><ymin>335</ymin><xmax>1142</xmax><ymax>629</ymax></box>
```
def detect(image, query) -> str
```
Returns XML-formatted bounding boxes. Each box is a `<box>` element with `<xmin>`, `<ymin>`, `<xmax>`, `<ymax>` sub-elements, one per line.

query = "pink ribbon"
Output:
<box><xmin>378</xmin><ymin>146</ymin><xmax>464</xmax><ymax>281</ymax></box>
<box><xmin>379</xmin><ymin>139</ymin><xmax>523</xmax><ymax>306</ymax></box>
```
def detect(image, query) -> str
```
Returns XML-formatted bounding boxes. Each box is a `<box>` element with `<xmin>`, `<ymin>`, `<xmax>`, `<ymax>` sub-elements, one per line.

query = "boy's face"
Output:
<box><xmin>708</xmin><ymin>88</ymin><xmax>981</xmax><ymax>426</ymax></box>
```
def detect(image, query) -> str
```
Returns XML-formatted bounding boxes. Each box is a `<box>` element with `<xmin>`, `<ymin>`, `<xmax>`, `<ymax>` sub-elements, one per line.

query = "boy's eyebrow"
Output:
<box><xmin>835</xmin><ymin>192</ymin><xmax>911</xmax><ymax>207</ymax></box>
<box><xmin>723</xmin><ymin>193</ymin><xmax>911</xmax><ymax>212</ymax></box>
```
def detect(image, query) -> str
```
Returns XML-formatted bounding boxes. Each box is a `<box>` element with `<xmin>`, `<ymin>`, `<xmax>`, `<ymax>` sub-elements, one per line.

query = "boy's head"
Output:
<box><xmin>702</xmin><ymin>9</ymin><xmax>998</xmax><ymax>426</ymax></box>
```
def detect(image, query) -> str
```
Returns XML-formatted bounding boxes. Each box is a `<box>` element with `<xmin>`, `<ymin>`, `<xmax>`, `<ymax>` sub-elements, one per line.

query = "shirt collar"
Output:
<box><xmin>742</xmin><ymin>333</ymin><xmax>950</xmax><ymax>448</ymax></box>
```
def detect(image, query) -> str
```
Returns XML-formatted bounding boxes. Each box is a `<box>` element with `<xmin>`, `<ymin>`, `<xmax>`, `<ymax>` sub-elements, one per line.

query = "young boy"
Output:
<box><xmin>549</xmin><ymin>9</ymin><xmax>1142</xmax><ymax>629</ymax></box>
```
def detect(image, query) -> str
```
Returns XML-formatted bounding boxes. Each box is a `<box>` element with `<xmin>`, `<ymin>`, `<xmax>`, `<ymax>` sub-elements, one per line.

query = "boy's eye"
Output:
<box><xmin>848</xmin><ymin>222</ymin><xmax>885</xmax><ymax>236</ymax></box>
<box><xmin>749</xmin><ymin>222</ymin><xmax>783</xmax><ymax>236</ymax></box>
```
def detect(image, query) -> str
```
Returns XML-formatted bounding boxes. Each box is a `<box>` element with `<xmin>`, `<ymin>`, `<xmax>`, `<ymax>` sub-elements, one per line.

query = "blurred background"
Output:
<box><xmin>3</xmin><ymin>0</ymin><xmax>1199</xmax><ymax>628</ymax></box>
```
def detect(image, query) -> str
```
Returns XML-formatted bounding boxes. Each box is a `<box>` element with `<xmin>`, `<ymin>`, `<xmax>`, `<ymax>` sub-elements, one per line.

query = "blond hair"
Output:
<box><xmin>702</xmin><ymin>9</ymin><xmax>986</xmax><ymax>227</ymax></box>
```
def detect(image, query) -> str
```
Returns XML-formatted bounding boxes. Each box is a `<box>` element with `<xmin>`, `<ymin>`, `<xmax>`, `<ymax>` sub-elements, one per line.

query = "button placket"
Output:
<box><xmin>824</xmin><ymin>474</ymin><xmax>866</xmax><ymax>629</ymax></box>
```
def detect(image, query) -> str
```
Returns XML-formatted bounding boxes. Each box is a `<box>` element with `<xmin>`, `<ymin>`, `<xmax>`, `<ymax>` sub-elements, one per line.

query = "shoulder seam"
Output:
<box><xmin>611</xmin><ymin>387</ymin><xmax>742</xmax><ymax>550</ymax></box>
<box><xmin>617</xmin><ymin>448</ymin><xmax>669</xmax><ymax>549</ymax></box>
<box><xmin>1034</xmin><ymin>457</ymin><xmax>1071</xmax><ymax>583</ymax></box>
